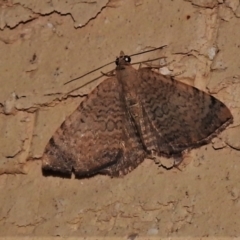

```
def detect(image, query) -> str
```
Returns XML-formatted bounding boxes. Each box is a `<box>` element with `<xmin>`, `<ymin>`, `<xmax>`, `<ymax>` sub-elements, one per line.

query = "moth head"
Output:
<box><xmin>115</xmin><ymin>51</ymin><xmax>131</xmax><ymax>66</ymax></box>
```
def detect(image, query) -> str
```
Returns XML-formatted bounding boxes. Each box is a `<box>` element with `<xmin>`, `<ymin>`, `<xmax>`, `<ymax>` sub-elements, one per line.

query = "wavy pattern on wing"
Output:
<box><xmin>43</xmin><ymin>77</ymin><xmax>146</xmax><ymax>177</ymax></box>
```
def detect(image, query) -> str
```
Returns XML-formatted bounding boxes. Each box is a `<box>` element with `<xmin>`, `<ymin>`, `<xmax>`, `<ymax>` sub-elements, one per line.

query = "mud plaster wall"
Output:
<box><xmin>0</xmin><ymin>0</ymin><xmax>240</xmax><ymax>238</ymax></box>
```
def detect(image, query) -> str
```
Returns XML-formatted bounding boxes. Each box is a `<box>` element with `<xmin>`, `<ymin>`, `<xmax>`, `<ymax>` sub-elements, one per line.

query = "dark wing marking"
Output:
<box><xmin>43</xmin><ymin>77</ymin><xmax>146</xmax><ymax>177</ymax></box>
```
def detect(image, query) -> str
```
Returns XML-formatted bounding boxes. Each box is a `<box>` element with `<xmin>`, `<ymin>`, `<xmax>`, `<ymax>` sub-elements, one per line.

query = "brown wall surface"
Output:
<box><xmin>0</xmin><ymin>0</ymin><xmax>240</xmax><ymax>238</ymax></box>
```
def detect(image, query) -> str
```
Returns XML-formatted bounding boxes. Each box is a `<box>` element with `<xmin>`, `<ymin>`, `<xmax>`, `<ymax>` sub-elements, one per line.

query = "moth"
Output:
<box><xmin>42</xmin><ymin>51</ymin><xmax>233</xmax><ymax>178</ymax></box>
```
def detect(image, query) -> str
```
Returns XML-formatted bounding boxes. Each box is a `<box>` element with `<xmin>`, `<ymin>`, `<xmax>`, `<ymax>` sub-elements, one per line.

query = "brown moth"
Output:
<box><xmin>42</xmin><ymin>51</ymin><xmax>233</xmax><ymax>178</ymax></box>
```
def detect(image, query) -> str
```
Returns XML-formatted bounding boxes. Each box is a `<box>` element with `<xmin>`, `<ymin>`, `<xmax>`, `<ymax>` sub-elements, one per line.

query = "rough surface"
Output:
<box><xmin>0</xmin><ymin>0</ymin><xmax>240</xmax><ymax>238</ymax></box>
<box><xmin>43</xmin><ymin>54</ymin><xmax>232</xmax><ymax>177</ymax></box>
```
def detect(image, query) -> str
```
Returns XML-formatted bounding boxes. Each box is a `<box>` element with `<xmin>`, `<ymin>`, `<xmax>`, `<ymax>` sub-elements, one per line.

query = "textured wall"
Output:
<box><xmin>0</xmin><ymin>0</ymin><xmax>240</xmax><ymax>238</ymax></box>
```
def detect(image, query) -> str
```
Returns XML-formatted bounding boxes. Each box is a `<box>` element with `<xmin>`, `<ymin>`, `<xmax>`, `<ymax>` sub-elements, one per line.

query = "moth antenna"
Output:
<box><xmin>64</xmin><ymin>45</ymin><xmax>168</xmax><ymax>85</ymax></box>
<box><xmin>64</xmin><ymin>61</ymin><xmax>115</xmax><ymax>85</ymax></box>
<box><xmin>66</xmin><ymin>57</ymin><xmax>168</xmax><ymax>95</ymax></box>
<box><xmin>131</xmin><ymin>56</ymin><xmax>167</xmax><ymax>66</ymax></box>
<box><xmin>65</xmin><ymin>70</ymin><xmax>114</xmax><ymax>96</ymax></box>
<box><xmin>130</xmin><ymin>45</ymin><xmax>167</xmax><ymax>57</ymax></box>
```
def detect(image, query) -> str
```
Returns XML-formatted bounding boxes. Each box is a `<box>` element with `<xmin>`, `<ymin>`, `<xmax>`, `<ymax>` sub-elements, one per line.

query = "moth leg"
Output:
<box><xmin>148</xmin><ymin>149</ymin><xmax>185</xmax><ymax>170</ymax></box>
<box><xmin>101</xmin><ymin>69</ymin><xmax>115</xmax><ymax>77</ymax></box>
<box><xmin>173</xmin><ymin>69</ymin><xmax>186</xmax><ymax>77</ymax></box>
<box><xmin>141</xmin><ymin>58</ymin><xmax>174</xmax><ymax>69</ymax></box>
<box><xmin>173</xmin><ymin>156</ymin><xmax>184</xmax><ymax>166</ymax></box>
<box><xmin>143</xmin><ymin>60</ymin><xmax>167</xmax><ymax>69</ymax></box>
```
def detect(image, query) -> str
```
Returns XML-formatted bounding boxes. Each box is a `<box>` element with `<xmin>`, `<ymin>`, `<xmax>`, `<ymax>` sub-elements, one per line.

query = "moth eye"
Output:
<box><xmin>124</xmin><ymin>55</ymin><xmax>131</xmax><ymax>63</ymax></box>
<box><xmin>115</xmin><ymin>57</ymin><xmax>119</xmax><ymax>66</ymax></box>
